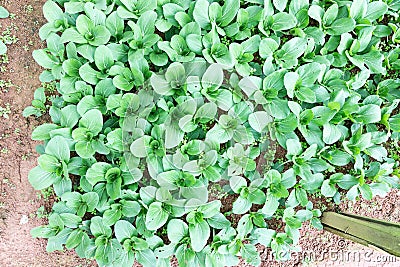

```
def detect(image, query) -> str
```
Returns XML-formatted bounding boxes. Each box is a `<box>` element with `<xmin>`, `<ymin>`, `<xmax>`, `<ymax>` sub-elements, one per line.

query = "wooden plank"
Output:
<box><xmin>321</xmin><ymin>212</ymin><xmax>400</xmax><ymax>257</ymax></box>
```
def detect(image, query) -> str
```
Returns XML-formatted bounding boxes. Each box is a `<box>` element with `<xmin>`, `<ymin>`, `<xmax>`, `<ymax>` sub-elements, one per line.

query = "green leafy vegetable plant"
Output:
<box><xmin>27</xmin><ymin>0</ymin><xmax>400</xmax><ymax>266</ymax></box>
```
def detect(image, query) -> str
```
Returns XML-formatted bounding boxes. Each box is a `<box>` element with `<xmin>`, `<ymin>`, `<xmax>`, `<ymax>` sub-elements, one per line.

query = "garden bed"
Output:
<box><xmin>0</xmin><ymin>0</ymin><xmax>399</xmax><ymax>266</ymax></box>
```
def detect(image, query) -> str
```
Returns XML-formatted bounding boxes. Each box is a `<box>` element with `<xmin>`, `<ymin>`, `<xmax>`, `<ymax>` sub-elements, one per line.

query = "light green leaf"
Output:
<box><xmin>308</xmin><ymin>5</ymin><xmax>324</xmax><ymax>24</ymax></box>
<box><xmin>94</xmin><ymin>45</ymin><xmax>114</xmax><ymax>71</ymax></box>
<box><xmin>0</xmin><ymin>6</ymin><xmax>9</xmax><ymax>18</ymax></box>
<box><xmin>80</xmin><ymin>109</ymin><xmax>103</xmax><ymax>135</ymax></box>
<box><xmin>259</xmin><ymin>38</ymin><xmax>279</xmax><ymax>58</ymax></box>
<box><xmin>193</xmin><ymin>0</ymin><xmax>210</xmax><ymax>29</ymax></box>
<box><xmin>33</xmin><ymin>50</ymin><xmax>58</xmax><ymax>69</ymax></box>
<box><xmin>103</xmin><ymin>208</ymin><xmax>122</xmax><ymax>226</ymax></box>
<box><xmin>350</xmin><ymin>0</ymin><xmax>367</xmax><ymax>20</ymax></box>
<box><xmin>284</xmin><ymin>72</ymin><xmax>299</xmax><ymax>98</ymax></box>
<box><xmin>273</xmin><ymin>0</ymin><xmax>288</xmax><ymax>12</ymax></box>
<box><xmin>45</xmin><ymin>136</ymin><xmax>70</xmax><ymax>162</ymax></box>
<box><xmin>321</xmin><ymin>180</ymin><xmax>336</xmax><ymax>197</ymax></box>
<box><xmin>253</xmin><ymin>228</ymin><xmax>275</xmax><ymax>247</ymax></box>
<box><xmin>355</xmin><ymin>104</ymin><xmax>381</xmax><ymax>124</ymax></box>
<box><xmin>220</xmin><ymin>0</ymin><xmax>240</xmax><ymax>27</ymax></box>
<box><xmin>323</xmin><ymin>123</ymin><xmax>342</xmax><ymax>145</ymax></box>
<box><xmin>43</xmin><ymin>1</ymin><xmax>63</xmax><ymax>22</ymax></box>
<box><xmin>202</xmin><ymin>63</ymin><xmax>223</xmax><ymax>90</ymax></box>
<box><xmin>323</xmin><ymin>4</ymin><xmax>338</xmax><ymax>25</ymax></box>
<box><xmin>167</xmin><ymin>219</ymin><xmax>188</xmax><ymax>243</ymax></box>
<box><xmin>286</xmin><ymin>139</ymin><xmax>302</xmax><ymax>156</ymax></box>
<box><xmin>248</xmin><ymin>111</ymin><xmax>272</xmax><ymax>133</ymax></box>
<box><xmin>145</xmin><ymin>202</ymin><xmax>169</xmax><ymax>231</ymax></box>
<box><xmin>271</xmin><ymin>12</ymin><xmax>297</xmax><ymax>31</ymax></box>
<box><xmin>326</xmin><ymin>18</ymin><xmax>355</xmax><ymax>35</ymax></box>
<box><xmin>28</xmin><ymin>166</ymin><xmax>57</xmax><ymax>190</ymax></box>
<box><xmin>365</xmin><ymin>2</ymin><xmax>388</xmax><ymax>21</ymax></box>
<box><xmin>0</xmin><ymin>41</ymin><xmax>7</xmax><ymax>55</ymax></box>
<box><xmin>189</xmin><ymin>220</ymin><xmax>210</xmax><ymax>252</ymax></box>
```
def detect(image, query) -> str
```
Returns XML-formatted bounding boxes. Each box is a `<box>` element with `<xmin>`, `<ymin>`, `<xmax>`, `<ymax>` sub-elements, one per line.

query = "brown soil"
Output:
<box><xmin>0</xmin><ymin>1</ymin><xmax>398</xmax><ymax>267</ymax></box>
<box><xmin>0</xmin><ymin>0</ymin><xmax>94</xmax><ymax>266</ymax></box>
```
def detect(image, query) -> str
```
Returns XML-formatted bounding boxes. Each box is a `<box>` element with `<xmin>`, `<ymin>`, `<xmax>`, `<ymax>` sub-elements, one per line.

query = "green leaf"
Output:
<box><xmin>47</xmin><ymin>228</ymin><xmax>72</xmax><ymax>252</ymax></box>
<box><xmin>295</xmin><ymin>86</ymin><xmax>316</xmax><ymax>103</ymax></box>
<box><xmin>308</xmin><ymin>5</ymin><xmax>324</xmax><ymax>25</ymax></box>
<box><xmin>115</xmin><ymin>220</ymin><xmax>136</xmax><ymax>242</ymax></box>
<box><xmin>232</xmin><ymin>196</ymin><xmax>252</xmax><ymax>214</ymax></box>
<box><xmin>259</xmin><ymin>38</ymin><xmax>279</xmax><ymax>58</ymax></box>
<box><xmin>360</xmin><ymin>184</ymin><xmax>373</xmax><ymax>200</ymax></box>
<box><xmin>82</xmin><ymin>192</ymin><xmax>99</xmax><ymax>212</ymax></box>
<box><xmin>90</xmin><ymin>216</ymin><xmax>112</xmax><ymax>237</ymax></box>
<box><xmin>271</xmin><ymin>12</ymin><xmax>297</xmax><ymax>31</ymax></box>
<box><xmin>45</xmin><ymin>136</ymin><xmax>70</xmax><ymax>162</ymax></box>
<box><xmin>145</xmin><ymin>202</ymin><xmax>169</xmax><ymax>231</ymax></box>
<box><xmin>321</xmin><ymin>180</ymin><xmax>336</xmax><ymax>197</ymax></box>
<box><xmin>94</xmin><ymin>45</ymin><xmax>114</xmax><ymax>71</ymax></box>
<box><xmin>262</xmin><ymin>195</ymin><xmax>280</xmax><ymax>217</ymax></box>
<box><xmin>136</xmin><ymin>249</ymin><xmax>157</xmax><ymax>267</ymax></box>
<box><xmin>130</xmin><ymin>136</ymin><xmax>150</xmax><ymax>158</ymax></box>
<box><xmin>103</xmin><ymin>208</ymin><xmax>122</xmax><ymax>226</ymax></box>
<box><xmin>86</xmin><ymin>162</ymin><xmax>111</xmax><ymax>185</ymax></box>
<box><xmin>75</xmin><ymin>141</ymin><xmax>95</xmax><ymax>159</ymax></box>
<box><xmin>273</xmin><ymin>0</ymin><xmax>288</xmax><ymax>12</ymax></box>
<box><xmin>28</xmin><ymin>166</ymin><xmax>57</xmax><ymax>190</ymax></box>
<box><xmin>79</xmin><ymin>63</ymin><xmax>100</xmax><ymax>85</ymax></box>
<box><xmin>323</xmin><ymin>123</ymin><xmax>342</xmax><ymax>145</ymax></box>
<box><xmin>0</xmin><ymin>41</ymin><xmax>7</xmax><ymax>55</ymax></box>
<box><xmin>106</xmin><ymin>11</ymin><xmax>124</xmax><ymax>38</ymax></box>
<box><xmin>194</xmin><ymin>102</ymin><xmax>217</xmax><ymax>123</ymax></box>
<box><xmin>253</xmin><ymin>228</ymin><xmax>275</xmax><ymax>247</ymax></box>
<box><xmin>121</xmin><ymin>200</ymin><xmax>141</xmax><ymax>217</ymax></box>
<box><xmin>167</xmin><ymin>219</ymin><xmax>188</xmax><ymax>243</ymax></box>
<box><xmin>229</xmin><ymin>176</ymin><xmax>247</xmax><ymax>194</ymax></box>
<box><xmin>278</xmin><ymin>37</ymin><xmax>307</xmax><ymax>60</ymax></box>
<box><xmin>295</xmin><ymin>188</ymin><xmax>308</xmax><ymax>206</ymax></box>
<box><xmin>0</xmin><ymin>6</ymin><xmax>9</xmax><ymax>18</ymax></box>
<box><xmin>365</xmin><ymin>2</ymin><xmax>388</xmax><ymax>21</ymax></box>
<box><xmin>65</xmin><ymin>230</ymin><xmax>85</xmax><ymax>249</ymax></box>
<box><xmin>248</xmin><ymin>111</ymin><xmax>272</xmax><ymax>133</ymax></box>
<box><xmin>193</xmin><ymin>0</ymin><xmax>210</xmax><ymax>29</ymax></box>
<box><xmin>352</xmin><ymin>50</ymin><xmax>386</xmax><ymax>74</ymax></box>
<box><xmin>90</xmin><ymin>25</ymin><xmax>111</xmax><ymax>46</ymax></box>
<box><xmin>248</xmin><ymin>188</ymin><xmax>266</xmax><ymax>204</ymax></box>
<box><xmin>326</xmin><ymin>18</ymin><xmax>355</xmax><ymax>35</ymax></box>
<box><xmin>350</xmin><ymin>0</ymin><xmax>367</xmax><ymax>20</ymax></box>
<box><xmin>220</xmin><ymin>0</ymin><xmax>240</xmax><ymax>27</ymax></box>
<box><xmin>189</xmin><ymin>220</ymin><xmax>210</xmax><ymax>252</ymax></box>
<box><xmin>43</xmin><ymin>1</ymin><xmax>63</xmax><ymax>22</ymax></box>
<box><xmin>297</xmin><ymin>62</ymin><xmax>322</xmax><ymax>87</ymax></box>
<box><xmin>284</xmin><ymin>72</ymin><xmax>299</xmax><ymax>98</ymax></box>
<box><xmin>202</xmin><ymin>63</ymin><xmax>223</xmax><ymax>90</ymax></box>
<box><xmin>80</xmin><ymin>109</ymin><xmax>103</xmax><ymax>135</ymax></box>
<box><xmin>33</xmin><ymin>50</ymin><xmax>58</xmax><ymax>69</ymax></box>
<box><xmin>59</xmin><ymin>213</ymin><xmax>82</xmax><ymax>228</ymax></box>
<box><xmin>286</xmin><ymin>139</ymin><xmax>302</xmax><ymax>156</ymax></box>
<box><xmin>241</xmin><ymin>244</ymin><xmax>261</xmax><ymax>266</ymax></box>
<box><xmin>355</xmin><ymin>104</ymin><xmax>381</xmax><ymax>124</ymax></box>
<box><xmin>389</xmin><ymin>114</ymin><xmax>400</xmax><ymax>132</ymax></box>
<box><xmin>323</xmin><ymin>4</ymin><xmax>338</xmax><ymax>25</ymax></box>
<box><xmin>106</xmin><ymin>176</ymin><xmax>122</xmax><ymax>200</ymax></box>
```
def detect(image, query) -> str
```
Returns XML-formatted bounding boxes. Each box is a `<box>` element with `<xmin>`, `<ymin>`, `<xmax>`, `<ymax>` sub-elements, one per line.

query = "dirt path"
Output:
<box><xmin>0</xmin><ymin>0</ymin><xmax>93</xmax><ymax>266</ymax></box>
